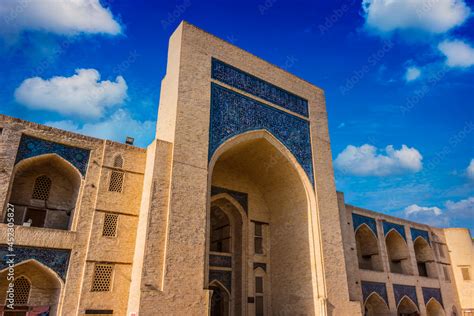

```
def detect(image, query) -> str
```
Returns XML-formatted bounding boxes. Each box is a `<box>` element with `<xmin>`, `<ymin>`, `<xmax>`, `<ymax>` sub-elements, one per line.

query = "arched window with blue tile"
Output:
<box><xmin>352</xmin><ymin>214</ymin><xmax>383</xmax><ymax>272</ymax></box>
<box><xmin>411</xmin><ymin>228</ymin><xmax>437</xmax><ymax>279</ymax></box>
<box><xmin>384</xmin><ymin>221</ymin><xmax>413</xmax><ymax>275</ymax></box>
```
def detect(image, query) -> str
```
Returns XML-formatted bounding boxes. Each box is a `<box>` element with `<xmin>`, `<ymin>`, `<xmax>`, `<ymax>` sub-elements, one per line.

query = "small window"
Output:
<box><xmin>443</xmin><ymin>266</ymin><xmax>451</xmax><ymax>282</ymax></box>
<box><xmin>108</xmin><ymin>171</ymin><xmax>124</xmax><ymax>192</ymax></box>
<box><xmin>12</xmin><ymin>276</ymin><xmax>30</xmax><ymax>305</ymax></box>
<box><xmin>461</xmin><ymin>267</ymin><xmax>471</xmax><ymax>281</ymax></box>
<box><xmin>32</xmin><ymin>175</ymin><xmax>52</xmax><ymax>201</ymax></box>
<box><xmin>113</xmin><ymin>155</ymin><xmax>124</xmax><ymax>168</ymax></box>
<box><xmin>255</xmin><ymin>223</ymin><xmax>263</xmax><ymax>254</ymax></box>
<box><xmin>102</xmin><ymin>214</ymin><xmax>118</xmax><ymax>237</ymax></box>
<box><xmin>255</xmin><ymin>276</ymin><xmax>263</xmax><ymax>294</ymax></box>
<box><xmin>91</xmin><ymin>264</ymin><xmax>113</xmax><ymax>292</ymax></box>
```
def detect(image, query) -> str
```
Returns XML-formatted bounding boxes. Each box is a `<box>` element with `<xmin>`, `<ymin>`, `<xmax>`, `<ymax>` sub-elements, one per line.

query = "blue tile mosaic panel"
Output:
<box><xmin>209</xmin><ymin>83</ymin><xmax>314</xmax><ymax>185</ymax></box>
<box><xmin>0</xmin><ymin>245</ymin><xmax>70</xmax><ymax>280</ymax></box>
<box><xmin>393</xmin><ymin>284</ymin><xmax>418</xmax><ymax>308</ymax></box>
<box><xmin>410</xmin><ymin>228</ymin><xmax>430</xmax><ymax>244</ymax></box>
<box><xmin>422</xmin><ymin>287</ymin><xmax>443</xmax><ymax>306</ymax></box>
<box><xmin>361</xmin><ymin>281</ymin><xmax>388</xmax><ymax>306</ymax></box>
<box><xmin>352</xmin><ymin>213</ymin><xmax>378</xmax><ymax>236</ymax></box>
<box><xmin>211</xmin><ymin>58</ymin><xmax>309</xmax><ymax>117</ymax></box>
<box><xmin>209</xmin><ymin>254</ymin><xmax>232</xmax><ymax>268</ymax></box>
<box><xmin>383</xmin><ymin>221</ymin><xmax>406</xmax><ymax>241</ymax></box>
<box><xmin>209</xmin><ymin>270</ymin><xmax>232</xmax><ymax>293</ymax></box>
<box><xmin>16</xmin><ymin>135</ymin><xmax>90</xmax><ymax>176</ymax></box>
<box><xmin>211</xmin><ymin>186</ymin><xmax>248</xmax><ymax>214</ymax></box>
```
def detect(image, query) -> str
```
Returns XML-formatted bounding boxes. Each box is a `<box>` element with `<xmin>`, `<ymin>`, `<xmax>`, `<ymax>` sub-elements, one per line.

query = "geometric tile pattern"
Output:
<box><xmin>0</xmin><ymin>245</ymin><xmax>71</xmax><ymax>280</ymax></box>
<box><xmin>422</xmin><ymin>287</ymin><xmax>443</xmax><ymax>306</ymax></box>
<box><xmin>393</xmin><ymin>284</ymin><xmax>418</xmax><ymax>308</ymax></box>
<box><xmin>383</xmin><ymin>221</ymin><xmax>406</xmax><ymax>241</ymax></box>
<box><xmin>212</xmin><ymin>58</ymin><xmax>309</xmax><ymax>117</ymax></box>
<box><xmin>209</xmin><ymin>83</ymin><xmax>314</xmax><ymax>184</ymax></box>
<box><xmin>15</xmin><ymin>135</ymin><xmax>90</xmax><ymax>176</ymax></box>
<box><xmin>410</xmin><ymin>227</ymin><xmax>430</xmax><ymax>244</ymax></box>
<box><xmin>209</xmin><ymin>254</ymin><xmax>232</xmax><ymax>268</ymax></box>
<box><xmin>352</xmin><ymin>213</ymin><xmax>378</xmax><ymax>236</ymax></box>
<box><xmin>361</xmin><ymin>281</ymin><xmax>388</xmax><ymax>306</ymax></box>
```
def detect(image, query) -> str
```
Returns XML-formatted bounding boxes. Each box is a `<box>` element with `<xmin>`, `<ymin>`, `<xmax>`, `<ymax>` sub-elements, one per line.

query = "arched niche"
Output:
<box><xmin>4</xmin><ymin>154</ymin><xmax>82</xmax><ymax>230</ymax></box>
<box><xmin>355</xmin><ymin>224</ymin><xmax>383</xmax><ymax>271</ymax></box>
<box><xmin>209</xmin><ymin>280</ymin><xmax>231</xmax><ymax>316</ymax></box>
<box><xmin>208</xmin><ymin>130</ymin><xmax>322</xmax><ymax>315</ymax></box>
<box><xmin>0</xmin><ymin>259</ymin><xmax>64</xmax><ymax>315</ymax></box>
<box><xmin>397</xmin><ymin>296</ymin><xmax>419</xmax><ymax>316</ymax></box>
<box><xmin>364</xmin><ymin>292</ymin><xmax>390</xmax><ymax>316</ymax></box>
<box><xmin>386</xmin><ymin>230</ymin><xmax>412</xmax><ymax>275</ymax></box>
<box><xmin>413</xmin><ymin>237</ymin><xmax>437</xmax><ymax>278</ymax></box>
<box><xmin>426</xmin><ymin>298</ymin><xmax>444</xmax><ymax>316</ymax></box>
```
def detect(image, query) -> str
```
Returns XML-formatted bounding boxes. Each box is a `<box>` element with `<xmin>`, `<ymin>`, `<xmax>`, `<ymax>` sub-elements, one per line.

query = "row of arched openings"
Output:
<box><xmin>364</xmin><ymin>293</ymin><xmax>446</xmax><ymax>316</ymax></box>
<box><xmin>355</xmin><ymin>224</ymin><xmax>437</xmax><ymax>278</ymax></box>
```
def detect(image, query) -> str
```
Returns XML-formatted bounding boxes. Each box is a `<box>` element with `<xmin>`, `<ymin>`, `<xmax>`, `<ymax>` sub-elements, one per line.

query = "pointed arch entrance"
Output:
<box><xmin>207</xmin><ymin>130</ymin><xmax>324</xmax><ymax>315</ymax></box>
<box><xmin>386</xmin><ymin>230</ymin><xmax>412</xmax><ymax>275</ymax></box>
<box><xmin>413</xmin><ymin>237</ymin><xmax>437</xmax><ymax>278</ymax></box>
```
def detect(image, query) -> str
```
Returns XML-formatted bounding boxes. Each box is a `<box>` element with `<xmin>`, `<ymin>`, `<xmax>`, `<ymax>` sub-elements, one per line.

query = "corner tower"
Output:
<box><xmin>128</xmin><ymin>21</ymin><xmax>360</xmax><ymax>315</ymax></box>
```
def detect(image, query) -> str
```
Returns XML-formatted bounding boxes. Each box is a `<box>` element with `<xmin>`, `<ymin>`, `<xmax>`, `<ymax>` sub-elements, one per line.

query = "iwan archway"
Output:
<box><xmin>207</xmin><ymin>130</ymin><xmax>324</xmax><ymax>315</ymax></box>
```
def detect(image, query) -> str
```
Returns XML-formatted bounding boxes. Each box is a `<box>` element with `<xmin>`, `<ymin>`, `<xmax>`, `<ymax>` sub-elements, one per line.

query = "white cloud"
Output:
<box><xmin>445</xmin><ymin>197</ymin><xmax>474</xmax><ymax>218</ymax></box>
<box><xmin>334</xmin><ymin>144</ymin><xmax>423</xmax><ymax>176</ymax></box>
<box><xmin>362</xmin><ymin>0</ymin><xmax>471</xmax><ymax>35</ymax></box>
<box><xmin>0</xmin><ymin>0</ymin><xmax>121</xmax><ymax>39</ymax></box>
<box><xmin>405</xmin><ymin>66</ymin><xmax>422</xmax><ymax>82</ymax></box>
<box><xmin>467</xmin><ymin>159</ymin><xmax>474</xmax><ymax>180</ymax></box>
<box><xmin>401</xmin><ymin>197</ymin><xmax>473</xmax><ymax>227</ymax></box>
<box><xmin>45</xmin><ymin>109</ymin><xmax>155</xmax><ymax>147</ymax></box>
<box><xmin>404</xmin><ymin>204</ymin><xmax>442</xmax><ymax>216</ymax></box>
<box><xmin>438</xmin><ymin>39</ymin><xmax>474</xmax><ymax>67</ymax></box>
<box><xmin>15</xmin><ymin>69</ymin><xmax>127</xmax><ymax>118</ymax></box>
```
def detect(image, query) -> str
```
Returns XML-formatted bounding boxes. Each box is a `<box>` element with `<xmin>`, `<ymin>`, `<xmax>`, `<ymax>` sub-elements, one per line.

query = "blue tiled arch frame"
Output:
<box><xmin>15</xmin><ymin>135</ymin><xmax>90</xmax><ymax>177</ymax></box>
<box><xmin>383</xmin><ymin>221</ymin><xmax>407</xmax><ymax>241</ymax></box>
<box><xmin>361</xmin><ymin>281</ymin><xmax>389</xmax><ymax>307</ymax></box>
<box><xmin>393</xmin><ymin>284</ymin><xmax>419</xmax><ymax>310</ymax></box>
<box><xmin>411</xmin><ymin>228</ymin><xmax>430</xmax><ymax>244</ymax></box>
<box><xmin>352</xmin><ymin>213</ymin><xmax>378</xmax><ymax>237</ymax></box>
<box><xmin>422</xmin><ymin>287</ymin><xmax>443</xmax><ymax>307</ymax></box>
<box><xmin>208</xmin><ymin>83</ymin><xmax>314</xmax><ymax>185</ymax></box>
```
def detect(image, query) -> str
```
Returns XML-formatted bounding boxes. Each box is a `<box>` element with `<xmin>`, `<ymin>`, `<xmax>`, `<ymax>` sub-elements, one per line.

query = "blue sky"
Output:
<box><xmin>0</xmin><ymin>0</ymin><xmax>473</xmax><ymax>233</ymax></box>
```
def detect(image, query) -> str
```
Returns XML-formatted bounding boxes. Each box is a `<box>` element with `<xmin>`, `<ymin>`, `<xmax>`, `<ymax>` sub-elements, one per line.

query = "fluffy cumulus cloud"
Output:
<box><xmin>45</xmin><ymin>109</ymin><xmax>155</xmax><ymax>147</ymax></box>
<box><xmin>405</xmin><ymin>66</ymin><xmax>421</xmax><ymax>82</ymax></box>
<box><xmin>0</xmin><ymin>0</ymin><xmax>121</xmax><ymax>39</ymax></box>
<box><xmin>334</xmin><ymin>144</ymin><xmax>423</xmax><ymax>176</ymax></box>
<box><xmin>15</xmin><ymin>69</ymin><xmax>127</xmax><ymax>118</ymax></box>
<box><xmin>362</xmin><ymin>0</ymin><xmax>471</xmax><ymax>35</ymax></box>
<box><xmin>402</xmin><ymin>197</ymin><xmax>474</xmax><ymax>227</ymax></box>
<box><xmin>467</xmin><ymin>159</ymin><xmax>474</xmax><ymax>180</ymax></box>
<box><xmin>438</xmin><ymin>39</ymin><xmax>474</xmax><ymax>68</ymax></box>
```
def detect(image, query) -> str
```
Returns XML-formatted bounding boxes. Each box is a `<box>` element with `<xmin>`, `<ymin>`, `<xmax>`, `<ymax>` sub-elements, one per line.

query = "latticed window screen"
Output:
<box><xmin>12</xmin><ymin>276</ymin><xmax>30</xmax><ymax>305</ymax></box>
<box><xmin>91</xmin><ymin>264</ymin><xmax>113</xmax><ymax>292</ymax></box>
<box><xmin>103</xmin><ymin>214</ymin><xmax>118</xmax><ymax>237</ymax></box>
<box><xmin>108</xmin><ymin>171</ymin><xmax>124</xmax><ymax>192</ymax></box>
<box><xmin>32</xmin><ymin>175</ymin><xmax>52</xmax><ymax>200</ymax></box>
<box><xmin>113</xmin><ymin>155</ymin><xmax>124</xmax><ymax>168</ymax></box>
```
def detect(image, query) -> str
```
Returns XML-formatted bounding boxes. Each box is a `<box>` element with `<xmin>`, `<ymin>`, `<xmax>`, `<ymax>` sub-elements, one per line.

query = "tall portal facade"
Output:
<box><xmin>128</xmin><ymin>22</ymin><xmax>359</xmax><ymax>315</ymax></box>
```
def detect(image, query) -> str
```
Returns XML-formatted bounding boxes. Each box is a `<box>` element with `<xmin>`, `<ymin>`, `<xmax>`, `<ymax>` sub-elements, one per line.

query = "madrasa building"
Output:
<box><xmin>0</xmin><ymin>22</ymin><xmax>472</xmax><ymax>316</ymax></box>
